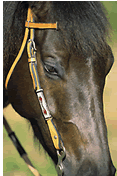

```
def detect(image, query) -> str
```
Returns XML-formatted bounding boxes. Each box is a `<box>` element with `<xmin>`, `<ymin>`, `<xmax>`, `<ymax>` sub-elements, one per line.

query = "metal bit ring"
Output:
<box><xmin>56</xmin><ymin>145</ymin><xmax>66</xmax><ymax>176</ymax></box>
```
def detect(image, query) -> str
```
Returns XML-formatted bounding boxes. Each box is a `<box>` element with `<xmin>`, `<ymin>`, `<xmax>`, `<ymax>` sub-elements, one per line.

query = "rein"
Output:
<box><xmin>4</xmin><ymin>7</ymin><xmax>66</xmax><ymax>176</ymax></box>
<box><xmin>3</xmin><ymin>116</ymin><xmax>40</xmax><ymax>176</ymax></box>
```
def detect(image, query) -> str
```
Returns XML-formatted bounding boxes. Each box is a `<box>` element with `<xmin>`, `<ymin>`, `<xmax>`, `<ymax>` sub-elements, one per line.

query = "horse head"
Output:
<box><xmin>4</xmin><ymin>2</ymin><xmax>116</xmax><ymax>176</ymax></box>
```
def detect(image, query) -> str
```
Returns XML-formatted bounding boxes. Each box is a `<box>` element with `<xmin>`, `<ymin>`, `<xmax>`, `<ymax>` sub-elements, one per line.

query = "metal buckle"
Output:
<box><xmin>28</xmin><ymin>39</ymin><xmax>37</xmax><ymax>52</ymax></box>
<box><xmin>56</xmin><ymin>144</ymin><xmax>66</xmax><ymax>176</ymax></box>
<box><xmin>27</xmin><ymin>39</ymin><xmax>37</xmax><ymax>65</ymax></box>
<box><xmin>28</xmin><ymin>39</ymin><xmax>37</xmax><ymax>57</ymax></box>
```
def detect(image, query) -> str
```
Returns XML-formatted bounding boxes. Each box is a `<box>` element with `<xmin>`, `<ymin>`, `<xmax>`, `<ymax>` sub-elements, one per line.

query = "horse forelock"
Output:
<box><xmin>50</xmin><ymin>2</ymin><xmax>111</xmax><ymax>57</ymax></box>
<box><xmin>29</xmin><ymin>1</ymin><xmax>111</xmax><ymax>57</ymax></box>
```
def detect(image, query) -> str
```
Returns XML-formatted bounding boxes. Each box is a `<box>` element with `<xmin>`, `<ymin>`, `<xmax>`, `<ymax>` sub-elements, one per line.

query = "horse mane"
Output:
<box><xmin>3</xmin><ymin>1</ymin><xmax>19</xmax><ymax>84</ymax></box>
<box><xmin>29</xmin><ymin>1</ymin><xmax>111</xmax><ymax>57</ymax></box>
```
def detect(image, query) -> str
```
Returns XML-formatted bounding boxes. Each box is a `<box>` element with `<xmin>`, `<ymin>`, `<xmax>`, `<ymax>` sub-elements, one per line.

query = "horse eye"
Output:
<box><xmin>44</xmin><ymin>64</ymin><xmax>58</xmax><ymax>75</ymax></box>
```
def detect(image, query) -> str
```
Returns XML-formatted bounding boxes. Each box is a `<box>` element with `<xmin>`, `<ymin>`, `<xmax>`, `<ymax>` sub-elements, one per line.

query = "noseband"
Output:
<box><xmin>5</xmin><ymin>8</ymin><xmax>66</xmax><ymax>176</ymax></box>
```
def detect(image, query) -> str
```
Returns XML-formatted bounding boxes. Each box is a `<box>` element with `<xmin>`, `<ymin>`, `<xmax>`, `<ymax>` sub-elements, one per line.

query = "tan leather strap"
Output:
<box><xmin>5</xmin><ymin>8</ymin><xmax>57</xmax><ymax>89</ymax></box>
<box><xmin>25</xmin><ymin>21</ymin><xmax>58</xmax><ymax>29</ymax></box>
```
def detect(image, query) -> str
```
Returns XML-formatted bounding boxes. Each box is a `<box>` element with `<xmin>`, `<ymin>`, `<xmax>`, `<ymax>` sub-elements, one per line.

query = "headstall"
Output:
<box><xmin>5</xmin><ymin>7</ymin><xmax>66</xmax><ymax>176</ymax></box>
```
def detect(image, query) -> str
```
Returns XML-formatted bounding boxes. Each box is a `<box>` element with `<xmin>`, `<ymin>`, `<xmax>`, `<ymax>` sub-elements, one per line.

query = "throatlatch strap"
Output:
<box><xmin>5</xmin><ymin>8</ymin><xmax>32</xmax><ymax>89</ymax></box>
<box><xmin>5</xmin><ymin>8</ymin><xmax>57</xmax><ymax>89</ymax></box>
<box><xmin>5</xmin><ymin>26</ymin><xmax>29</xmax><ymax>89</ymax></box>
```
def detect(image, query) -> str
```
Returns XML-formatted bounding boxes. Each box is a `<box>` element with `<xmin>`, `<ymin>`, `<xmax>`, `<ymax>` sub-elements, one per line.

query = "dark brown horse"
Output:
<box><xmin>3</xmin><ymin>1</ymin><xmax>116</xmax><ymax>176</ymax></box>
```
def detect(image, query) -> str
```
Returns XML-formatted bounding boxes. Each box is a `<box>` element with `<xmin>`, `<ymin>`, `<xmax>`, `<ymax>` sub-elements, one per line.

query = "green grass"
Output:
<box><xmin>3</xmin><ymin>112</ymin><xmax>58</xmax><ymax>176</ymax></box>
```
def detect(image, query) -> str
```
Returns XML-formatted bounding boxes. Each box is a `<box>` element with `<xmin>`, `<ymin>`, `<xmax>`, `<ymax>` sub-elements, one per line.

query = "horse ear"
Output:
<box><xmin>29</xmin><ymin>2</ymin><xmax>51</xmax><ymax>21</ymax></box>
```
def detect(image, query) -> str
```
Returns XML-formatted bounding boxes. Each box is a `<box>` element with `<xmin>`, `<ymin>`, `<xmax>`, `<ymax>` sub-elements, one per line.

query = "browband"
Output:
<box><xmin>25</xmin><ymin>21</ymin><xmax>58</xmax><ymax>29</ymax></box>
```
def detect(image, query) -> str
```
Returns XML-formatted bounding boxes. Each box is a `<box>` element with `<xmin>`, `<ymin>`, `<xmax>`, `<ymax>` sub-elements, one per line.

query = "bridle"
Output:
<box><xmin>4</xmin><ymin>7</ymin><xmax>66</xmax><ymax>176</ymax></box>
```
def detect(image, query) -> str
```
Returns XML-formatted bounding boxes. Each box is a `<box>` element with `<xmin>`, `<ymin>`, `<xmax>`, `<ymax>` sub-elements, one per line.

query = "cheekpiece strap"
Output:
<box><xmin>27</xmin><ymin>8</ymin><xmax>63</xmax><ymax>151</ymax></box>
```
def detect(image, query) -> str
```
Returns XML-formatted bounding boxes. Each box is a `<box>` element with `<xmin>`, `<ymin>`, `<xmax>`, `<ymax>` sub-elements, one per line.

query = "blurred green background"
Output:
<box><xmin>3</xmin><ymin>2</ymin><xmax>117</xmax><ymax>176</ymax></box>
